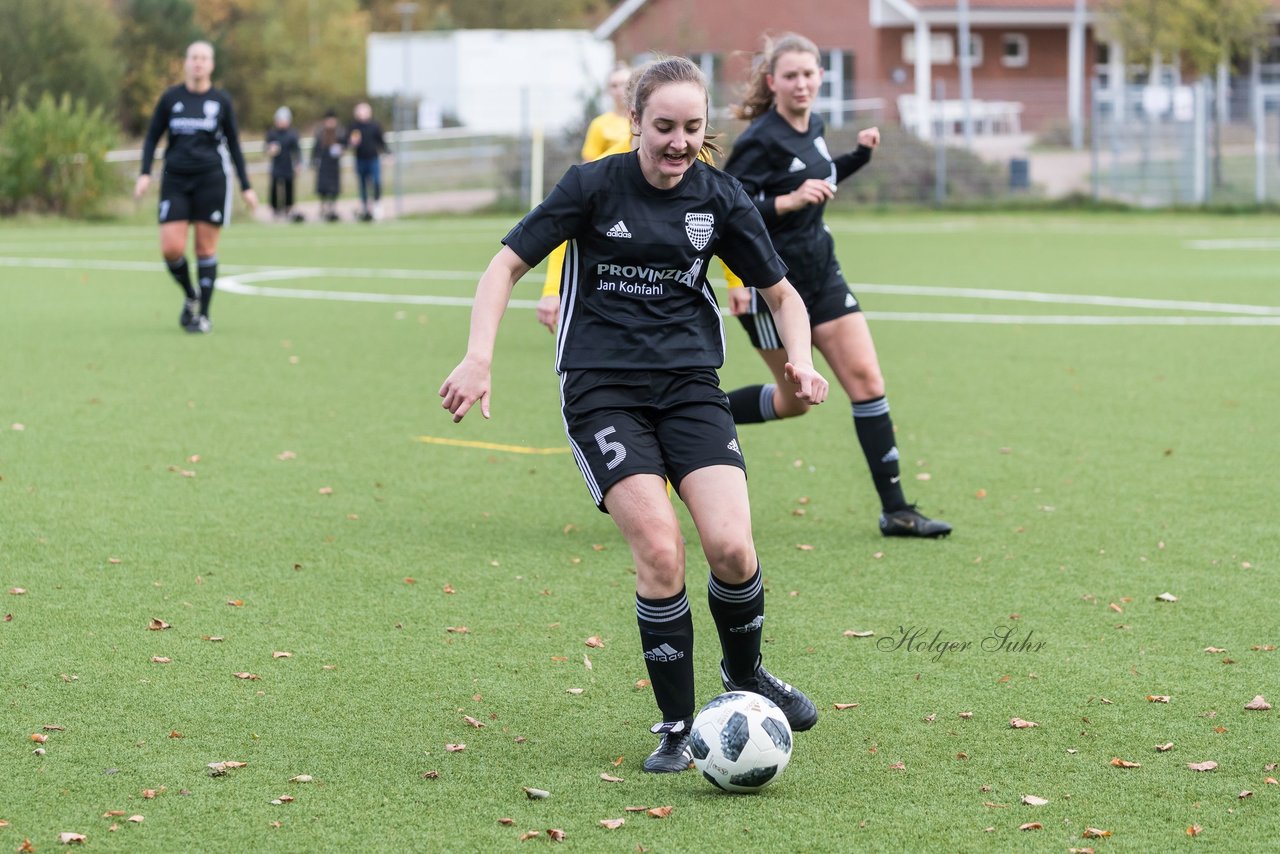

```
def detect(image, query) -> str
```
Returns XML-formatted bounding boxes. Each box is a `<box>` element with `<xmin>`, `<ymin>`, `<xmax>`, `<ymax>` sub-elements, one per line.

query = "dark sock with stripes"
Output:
<box><xmin>197</xmin><ymin>255</ymin><xmax>217</xmax><ymax>316</ymax></box>
<box><xmin>636</xmin><ymin>589</ymin><xmax>695</xmax><ymax>723</ymax></box>
<box><xmin>707</xmin><ymin>566</ymin><xmax>764</xmax><ymax>683</ymax></box>
<box><xmin>853</xmin><ymin>396</ymin><xmax>907</xmax><ymax>512</ymax></box>
<box><xmin>727</xmin><ymin>384</ymin><xmax>778</xmax><ymax>424</ymax></box>
<box><xmin>166</xmin><ymin>257</ymin><xmax>196</xmax><ymax>300</ymax></box>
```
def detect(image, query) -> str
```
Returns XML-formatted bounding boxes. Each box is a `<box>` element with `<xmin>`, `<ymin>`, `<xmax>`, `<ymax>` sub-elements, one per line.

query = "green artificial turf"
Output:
<box><xmin>1</xmin><ymin>211</ymin><xmax>1278</xmax><ymax>851</ymax></box>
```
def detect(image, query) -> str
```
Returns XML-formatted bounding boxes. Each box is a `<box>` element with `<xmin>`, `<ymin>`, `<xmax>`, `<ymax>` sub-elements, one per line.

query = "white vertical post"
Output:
<box><xmin>1108</xmin><ymin>40</ymin><xmax>1125</xmax><ymax>119</ymax></box>
<box><xmin>1068</xmin><ymin>0</ymin><xmax>1085</xmax><ymax>149</ymax></box>
<box><xmin>1193</xmin><ymin>78</ymin><xmax>1207</xmax><ymax>204</ymax></box>
<box><xmin>394</xmin><ymin>2</ymin><xmax>418</xmax><ymax>219</ymax></box>
<box><xmin>530</xmin><ymin>126</ymin><xmax>544</xmax><ymax>206</ymax></box>
<box><xmin>957</xmin><ymin>0</ymin><xmax>973</xmax><ymax>147</ymax></box>
<box><xmin>915</xmin><ymin>20</ymin><xmax>933</xmax><ymax>142</ymax></box>
<box><xmin>829</xmin><ymin>49</ymin><xmax>844</xmax><ymax>129</ymax></box>
<box><xmin>1252</xmin><ymin>48</ymin><xmax>1265</xmax><ymax>203</ymax></box>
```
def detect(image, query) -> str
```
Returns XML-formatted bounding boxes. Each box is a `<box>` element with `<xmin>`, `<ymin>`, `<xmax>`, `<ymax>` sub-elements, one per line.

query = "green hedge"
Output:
<box><xmin>0</xmin><ymin>92</ymin><xmax>120</xmax><ymax>217</ymax></box>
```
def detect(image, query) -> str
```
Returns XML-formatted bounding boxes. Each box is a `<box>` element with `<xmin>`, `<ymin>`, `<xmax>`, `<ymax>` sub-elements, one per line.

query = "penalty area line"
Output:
<box><xmin>415</xmin><ymin>435</ymin><xmax>570</xmax><ymax>455</ymax></box>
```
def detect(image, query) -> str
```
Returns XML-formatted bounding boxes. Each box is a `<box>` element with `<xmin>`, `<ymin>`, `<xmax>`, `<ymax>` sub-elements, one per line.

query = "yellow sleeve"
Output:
<box><xmin>720</xmin><ymin>259</ymin><xmax>745</xmax><ymax>290</ymax></box>
<box><xmin>541</xmin><ymin>242</ymin><xmax>568</xmax><ymax>298</ymax></box>
<box><xmin>581</xmin><ymin>116</ymin><xmax>610</xmax><ymax>161</ymax></box>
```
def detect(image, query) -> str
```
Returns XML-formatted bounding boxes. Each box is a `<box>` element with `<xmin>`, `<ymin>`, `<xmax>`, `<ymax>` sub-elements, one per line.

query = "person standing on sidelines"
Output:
<box><xmin>312</xmin><ymin>109</ymin><xmax>346</xmax><ymax>222</ymax></box>
<box><xmin>722</xmin><ymin>33</ymin><xmax>951</xmax><ymax>539</ymax></box>
<box><xmin>441</xmin><ymin>57</ymin><xmax>828</xmax><ymax>773</ymax></box>
<box><xmin>266</xmin><ymin>106</ymin><xmax>302</xmax><ymax>222</ymax></box>
<box><xmin>134</xmin><ymin>40</ymin><xmax>256</xmax><ymax>334</ymax></box>
<box><xmin>535</xmin><ymin>63</ymin><xmax>633</xmax><ymax>331</ymax></box>
<box><xmin>349</xmin><ymin>102</ymin><xmax>390</xmax><ymax>221</ymax></box>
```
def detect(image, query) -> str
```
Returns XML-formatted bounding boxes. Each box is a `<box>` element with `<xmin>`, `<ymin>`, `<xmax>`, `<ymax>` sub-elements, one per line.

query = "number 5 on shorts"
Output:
<box><xmin>594</xmin><ymin>426</ymin><xmax>627</xmax><ymax>470</ymax></box>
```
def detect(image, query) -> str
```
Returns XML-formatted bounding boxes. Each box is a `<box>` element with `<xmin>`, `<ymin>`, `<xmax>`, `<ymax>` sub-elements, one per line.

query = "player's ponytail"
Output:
<box><xmin>732</xmin><ymin>33</ymin><xmax>821</xmax><ymax>122</ymax></box>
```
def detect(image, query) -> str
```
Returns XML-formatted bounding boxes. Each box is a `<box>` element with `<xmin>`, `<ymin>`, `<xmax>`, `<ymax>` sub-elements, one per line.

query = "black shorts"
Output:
<box><xmin>560</xmin><ymin>368</ymin><xmax>746</xmax><ymax>512</ymax></box>
<box><xmin>158</xmin><ymin>169</ymin><xmax>232</xmax><ymax>226</ymax></box>
<box><xmin>736</xmin><ymin>264</ymin><xmax>862</xmax><ymax>350</ymax></box>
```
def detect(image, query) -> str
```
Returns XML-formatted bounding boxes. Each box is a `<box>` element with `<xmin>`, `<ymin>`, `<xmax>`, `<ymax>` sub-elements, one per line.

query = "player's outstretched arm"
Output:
<box><xmin>439</xmin><ymin>246</ymin><xmax>530</xmax><ymax>422</ymax></box>
<box><xmin>757</xmin><ymin>278</ymin><xmax>828</xmax><ymax>405</ymax></box>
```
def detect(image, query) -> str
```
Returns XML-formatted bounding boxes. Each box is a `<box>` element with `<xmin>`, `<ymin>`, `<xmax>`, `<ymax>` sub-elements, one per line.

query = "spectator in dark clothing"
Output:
<box><xmin>349</xmin><ymin>101</ymin><xmax>390</xmax><ymax>221</ymax></box>
<box><xmin>266</xmin><ymin>106</ymin><xmax>303</xmax><ymax>222</ymax></box>
<box><xmin>312</xmin><ymin>109</ymin><xmax>345</xmax><ymax>222</ymax></box>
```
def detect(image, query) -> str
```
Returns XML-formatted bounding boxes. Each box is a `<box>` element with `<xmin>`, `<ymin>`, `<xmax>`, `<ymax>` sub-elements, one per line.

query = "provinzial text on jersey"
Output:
<box><xmin>595</xmin><ymin>259</ymin><xmax>704</xmax><ymax>295</ymax></box>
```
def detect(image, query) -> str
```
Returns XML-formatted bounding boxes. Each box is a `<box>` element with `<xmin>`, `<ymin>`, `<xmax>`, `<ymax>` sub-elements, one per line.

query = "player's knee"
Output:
<box><xmin>701</xmin><ymin>537</ymin><xmax>756</xmax><ymax>582</ymax></box>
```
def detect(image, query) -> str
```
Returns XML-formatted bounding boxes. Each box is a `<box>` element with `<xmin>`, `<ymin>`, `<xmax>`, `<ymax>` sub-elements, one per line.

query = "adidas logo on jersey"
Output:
<box><xmin>644</xmin><ymin>642</ymin><xmax>684</xmax><ymax>662</ymax></box>
<box><xmin>606</xmin><ymin>220</ymin><xmax>631</xmax><ymax>238</ymax></box>
<box><xmin>845</xmin><ymin>293</ymin><xmax>858</xmax><ymax>308</ymax></box>
<box><xmin>727</xmin><ymin>438</ymin><xmax>741</xmax><ymax>455</ymax></box>
<box><xmin>787</xmin><ymin>156</ymin><xmax>806</xmax><ymax>173</ymax></box>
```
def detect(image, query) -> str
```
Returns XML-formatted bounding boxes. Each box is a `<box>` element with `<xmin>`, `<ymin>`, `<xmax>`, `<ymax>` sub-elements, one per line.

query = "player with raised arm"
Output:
<box><xmin>723</xmin><ymin>33</ymin><xmax>951</xmax><ymax>539</ymax></box>
<box><xmin>134</xmin><ymin>40</ymin><xmax>256</xmax><ymax>334</ymax></box>
<box><xmin>441</xmin><ymin>57</ymin><xmax>828</xmax><ymax>773</ymax></box>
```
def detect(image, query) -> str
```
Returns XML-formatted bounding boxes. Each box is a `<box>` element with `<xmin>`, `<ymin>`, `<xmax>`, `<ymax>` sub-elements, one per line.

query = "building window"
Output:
<box><xmin>902</xmin><ymin>33</ymin><xmax>955</xmax><ymax>65</ymax></box>
<box><xmin>817</xmin><ymin>48</ymin><xmax>857</xmax><ymax>127</ymax></box>
<box><xmin>962</xmin><ymin>33</ymin><xmax>983</xmax><ymax>67</ymax></box>
<box><xmin>690</xmin><ymin>52</ymin><xmax>720</xmax><ymax>104</ymax></box>
<box><xmin>1001</xmin><ymin>33</ymin><xmax>1029</xmax><ymax>68</ymax></box>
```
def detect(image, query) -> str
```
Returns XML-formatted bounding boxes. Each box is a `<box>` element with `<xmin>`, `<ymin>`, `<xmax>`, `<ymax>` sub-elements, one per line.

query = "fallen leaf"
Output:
<box><xmin>233</xmin><ymin>672</ymin><xmax>260</xmax><ymax>681</ymax></box>
<box><xmin>1082</xmin><ymin>828</ymin><xmax>1111</xmax><ymax>839</ymax></box>
<box><xmin>421</xmin><ymin>771</ymin><xmax>439</xmax><ymax>779</ymax></box>
<box><xmin>442</xmin><ymin>584</ymin><xmax>455</xmax><ymax>594</ymax></box>
<box><xmin>1155</xmin><ymin>592</ymin><xmax>1178</xmax><ymax>602</ymax></box>
<box><xmin>833</xmin><ymin>703</ymin><xmax>860</xmax><ymax>710</ymax></box>
<box><xmin>1111</xmin><ymin>758</ymin><xmax>1141</xmax><ymax>768</ymax></box>
<box><xmin>226</xmin><ymin>599</ymin><xmax>244</xmax><ymax>607</ymax></box>
<box><xmin>151</xmin><ymin>656</ymin><xmax>171</xmax><ymax>664</ymax></box>
<box><xmin>1108</xmin><ymin>602</ymin><xmax>1123</xmax><ymax>613</ymax></box>
<box><xmin>102</xmin><ymin>811</ymin><xmax>125</xmax><ymax>818</ymax></box>
<box><xmin>1239</xmin><ymin>790</ymin><xmax>1254</xmax><ymax>799</ymax></box>
<box><xmin>975</xmin><ymin>489</ymin><xmax>987</xmax><ymax>499</ymax></box>
<box><xmin>142</xmin><ymin>789</ymin><xmax>157</xmax><ymax>798</ymax></box>
<box><xmin>1010</xmin><ymin>718</ymin><xmax>1039</xmax><ymax>728</ymax></box>
<box><xmin>1187</xmin><ymin>761</ymin><xmax>1219</xmax><ymax>772</ymax></box>
<box><xmin>1147</xmin><ymin>694</ymin><xmax>1171</xmax><ymax>703</ymax></box>
<box><xmin>634</xmin><ymin>679</ymin><xmax>650</xmax><ymax>690</ymax></box>
<box><xmin>276</xmin><ymin>451</ymin><xmax>296</xmax><ymax>460</ymax></box>
<box><xmin>923</xmin><ymin>713</ymin><xmax>936</xmax><ymax>723</ymax></box>
<box><xmin>1187</xmin><ymin>825</ymin><xmax>1202</xmax><ymax>837</ymax></box>
<box><xmin>31</xmin><ymin>733</ymin><xmax>48</xmax><ymax>743</ymax></box>
<box><xmin>612</xmin><ymin>756</ymin><xmax>624</xmax><ymax>767</ymax></box>
<box><xmin>1253</xmin><ymin>645</ymin><xmax>1277</xmax><ymax>652</ymax></box>
<box><xmin>290</xmin><ymin>775</ymin><xmax>313</xmax><ymax>783</ymax></box>
<box><xmin>598</xmin><ymin>819</ymin><xmax>625</xmax><ymax>830</ymax></box>
<box><xmin>108</xmin><ymin>558</ymin><xmax>122</xmax><ymax>565</ymax></box>
<box><xmin>203</xmin><ymin>636</ymin><xmax>224</xmax><ymax>642</ymax></box>
<box><xmin>522</xmin><ymin>787</ymin><xmax>549</xmax><ymax>799</ymax></box>
<box><xmin>888</xmin><ymin>761</ymin><xmax>906</xmax><ymax>770</ymax></box>
<box><xmin>169</xmin><ymin>731</ymin><xmax>183</xmax><ymax>739</ymax></box>
<box><xmin>1022</xmin><ymin>795</ymin><xmax>1049</xmax><ymax>806</ymax></box>
<box><xmin>446</xmin><ymin>626</ymin><xmax>470</xmax><ymax>634</ymax></box>
<box><xmin>272</xmin><ymin>651</ymin><xmax>292</xmax><ymax>659</ymax></box>
<box><xmin>271</xmin><ymin>795</ymin><xmax>295</xmax><ymax>804</ymax></box>
<box><xmin>796</xmin><ymin>544</ymin><xmax>814</xmax><ymax>551</ymax></box>
<box><xmin>623</xmin><ymin>806</ymin><xmax>649</xmax><ymax>812</ymax></box>
<box><xmin>18</xmin><ymin>839</ymin><xmax>33</xmax><ymax>853</ymax></box>
<box><xmin>599</xmin><ymin>773</ymin><xmax>623</xmax><ymax>783</ymax></box>
<box><xmin>1244</xmin><ymin>695</ymin><xmax>1272</xmax><ymax>711</ymax></box>
<box><xmin>1204</xmin><ymin>647</ymin><xmax>1227</xmax><ymax>653</ymax></box>
<box><xmin>318</xmin><ymin>487</ymin><xmax>333</xmax><ymax>495</ymax></box>
<box><xmin>843</xmin><ymin>630</ymin><xmax>875</xmax><ymax>638</ymax></box>
<box><xmin>1264</xmin><ymin>777</ymin><xmax>1278</xmax><ymax>785</ymax></box>
<box><xmin>148</xmin><ymin>618</ymin><xmax>171</xmax><ymax>631</ymax></box>
<box><xmin>497</xmin><ymin>818</ymin><xmax>514</xmax><ymax>825</ymax></box>
<box><xmin>585</xmin><ymin>635</ymin><xmax>605</xmax><ymax>648</ymax></box>
<box><xmin>445</xmin><ymin>744</ymin><xmax>465</xmax><ymax>753</ymax></box>
<box><xmin>59</xmin><ymin>832</ymin><xmax>88</xmax><ymax>844</ymax></box>
<box><xmin>959</xmin><ymin>711</ymin><xmax>974</xmax><ymax>719</ymax></box>
<box><xmin>518</xmin><ymin>830</ymin><xmax>540</xmax><ymax>841</ymax></box>
<box><xmin>583</xmin><ymin>654</ymin><xmax>592</xmax><ymax>671</ymax></box>
<box><xmin>546</xmin><ymin>829</ymin><xmax>565</xmax><ymax>842</ymax></box>
<box><xmin>127</xmin><ymin>816</ymin><xmax>143</xmax><ymax>824</ymax></box>
<box><xmin>647</xmin><ymin>806</ymin><xmax>673</xmax><ymax>818</ymax></box>
<box><xmin>463</xmin><ymin>715</ymin><xmax>485</xmax><ymax>729</ymax></box>
<box><xmin>566</xmin><ymin>688</ymin><xmax>584</xmax><ymax>695</ymax></box>
<box><xmin>1018</xmin><ymin>822</ymin><xmax>1043</xmax><ymax>831</ymax></box>
<box><xmin>1156</xmin><ymin>742</ymin><xmax>1174</xmax><ymax>752</ymax></box>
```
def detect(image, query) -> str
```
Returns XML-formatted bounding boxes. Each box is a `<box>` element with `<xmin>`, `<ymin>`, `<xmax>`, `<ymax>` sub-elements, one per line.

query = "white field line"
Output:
<box><xmin>5</xmin><ymin>255</ymin><xmax>1279</xmax><ymax>325</ymax></box>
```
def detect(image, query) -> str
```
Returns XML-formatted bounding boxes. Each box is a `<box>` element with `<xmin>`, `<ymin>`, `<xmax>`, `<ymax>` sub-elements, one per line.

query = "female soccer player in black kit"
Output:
<box><xmin>134</xmin><ymin>41</ymin><xmax>256</xmax><ymax>334</ymax></box>
<box><xmin>441</xmin><ymin>57</ymin><xmax>828</xmax><ymax>774</ymax></box>
<box><xmin>723</xmin><ymin>33</ymin><xmax>951</xmax><ymax>539</ymax></box>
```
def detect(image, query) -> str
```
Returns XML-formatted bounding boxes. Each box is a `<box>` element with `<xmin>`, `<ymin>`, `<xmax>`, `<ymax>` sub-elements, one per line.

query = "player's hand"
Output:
<box><xmin>728</xmin><ymin>287</ymin><xmax>754</xmax><ymax>316</ymax></box>
<box><xmin>783</xmin><ymin>179</ymin><xmax>835</xmax><ymax>212</ymax></box>
<box><xmin>535</xmin><ymin>294</ymin><xmax>561</xmax><ymax>333</ymax></box>
<box><xmin>783</xmin><ymin>362</ymin><xmax>828</xmax><ymax>405</ymax></box>
<box><xmin>439</xmin><ymin>357</ymin><xmax>492</xmax><ymax>423</ymax></box>
<box><xmin>242</xmin><ymin>188</ymin><xmax>259</xmax><ymax>211</ymax></box>
<box><xmin>133</xmin><ymin>174</ymin><xmax>151</xmax><ymax>199</ymax></box>
<box><xmin>858</xmin><ymin>126</ymin><xmax>881</xmax><ymax>149</ymax></box>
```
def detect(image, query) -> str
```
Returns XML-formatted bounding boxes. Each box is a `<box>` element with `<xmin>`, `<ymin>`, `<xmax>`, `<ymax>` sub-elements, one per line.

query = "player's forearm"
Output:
<box><xmin>465</xmin><ymin>249</ymin><xmax>530</xmax><ymax>363</ymax></box>
<box><xmin>760</xmin><ymin>280</ymin><xmax>814</xmax><ymax>368</ymax></box>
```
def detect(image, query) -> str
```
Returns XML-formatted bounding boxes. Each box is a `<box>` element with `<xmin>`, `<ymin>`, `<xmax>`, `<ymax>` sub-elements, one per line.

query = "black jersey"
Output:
<box><xmin>265</xmin><ymin>127</ymin><xmax>301</xmax><ymax>179</ymax></box>
<box><xmin>503</xmin><ymin>152</ymin><xmax>787</xmax><ymax>373</ymax></box>
<box><xmin>723</xmin><ymin>110</ymin><xmax>870</xmax><ymax>286</ymax></box>
<box><xmin>349</xmin><ymin>120</ymin><xmax>388</xmax><ymax>159</ymax></box>
<box><xmin>140</xmin><ymin>85</ymin><xmax>251</xmax><ymax>190</ymax></box>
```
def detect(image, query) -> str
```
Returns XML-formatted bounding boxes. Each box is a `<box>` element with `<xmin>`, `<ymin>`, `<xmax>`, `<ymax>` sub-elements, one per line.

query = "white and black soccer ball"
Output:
<box><xmin>690</xmin><ymin>691</ymin><xmax>792</xmax><ymax>792</ymax></box>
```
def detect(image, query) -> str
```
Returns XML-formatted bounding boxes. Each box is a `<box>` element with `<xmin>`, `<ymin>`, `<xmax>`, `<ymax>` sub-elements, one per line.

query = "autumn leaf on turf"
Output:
<box><xmin>599</xmin><ymin>819</ymin><xmax>625</xmax><ymax>830</ymax></box>
<box><xmin>1108</xmin><ymin>603</ymin><xmax>1123</xmax><ymax>613</ymax></box>
<box><xmin>1155</xmin><ymin>592</ymin><xmax>1178</xmax><ymax>602</ymax></box>
<box><xmin>959</xmin><ymin>711</ymin><xmax>974</xmax><ymax>719</ymax></box>
<box><xmin>1244</xmin><ymin>695</ymin><xmax>1272</xmax><ymax>711</ymax></box>
<box><xmin>585</xmin><ymin>635</ymin><xmax>605</xmax><ymax>648</ymax></box>
<box><xmin>58</xmin><ymin>832</ymin><xmax>88</xmax><ymax>844</ymax></box>
<box><xmin>127</xmin><ymin>816</ymin><xmax>143</xmax><ymax>824</ymax></box>
<box><xmin>1204</xmin><ymin>647</ymin><xmax>1226</xmax><ymax>653</ymax></box>
<box><xmin>40</xmin><ymin>724</ymin><xmax>65</xmax><ymax>732</ymax></box>
<box><xmin>566</xmin><ymin>688</ymin><xmax>584</xmax><ymax>695</ymax></box>
<box><xmin>151</xmin><ymin>656</ymin><xmax>171</xmax><ymax>664</ymax></box>
<box><xmin>463</xmin><ymin>715</ymin><xmax>486</xmax><ymax>729</ymax></box>
<box><xmin>203</xmin><ymin>636</ymin><xmax>224</xmax><ymax>642</ymax></box>
<box><xmin>1187</xmin><ymin>761</ymin><xmax>1218</xmax><ymax>772</ymax></box>
<box><xmin>446</xmin><ymin>626</ymin><xmax>470</xmax><ymax>634</ymax></box>
<box><xmin>1021</xmin><ymin>795</ymin><xmax>1049</xmax><ymax>806</ymax></box>
<box><xmin>834</xmin><ymin>703</ymin><xmax>860</xmax><ymax>710</ymax></box>
<box><xmin>1147</xmin><ymin>695</ymin><xmax>1171</xmax><ymax>703</ymax></box>
<box><xmin>843</xmin><ymin>630</ymin><xmax>875</xmax><ymax>638</ymax></box>
<box><xmin>600</xmin><ymin>773</ymin><xmax>623</xmax><ymax>783</ymax></box>
<box><xmin>1111</xmin><ymin>758</ymin><xmax>1141</xmax><ymax>768</ymax></box>
<box><xmin>634</xmin><ymin>679</ymin><xmax>650</xmax><ymax>690</ymax></box>
<box><xmin>18</xmin><ymin>839</ymin><xmax>33</xmax><ymax>853</ymax></box>
<box><xmin>318</xmin><ymin>487</ymin><xmax>333</xmax><ymax>495</ymax></box>
<box><xmin>1156</xmin><ymin>742</ymin><xmax>1174</xmax><ymax>752</ymax></box>
<box><xmin>445</xmin><ymin>744</ymin><xmax>465</xmax><ymax>753</ymax></box>
<box><xmin>233</xmin><ymin>672</ymin><xmax>260</xmax><ymax>680</ymax></box>
<box><xmin>518</xmin><ymin>830</ymin><xmax>539</xmax><ymax>841</ymax></box>
<box><xmin>522</xmin><ymin>787</ymin><xmax>549</xmax><ymax>799</ymax></box>
<box><xmin>1010</xmin><ymin>718</ymin><xmax>1038</xmax><ymax>728</ymax></box>
<box><xmin>272</xmin><ymin>651</ymin><xmax>292</xmax><ymax>659</ymax></box>
<box><xmin>1082</xmin><ymin>828</ymin><xmax>1111</xmax><ymax>839</ymax></box>
<box><xmin>169</xmin><ymin>731</ymin><xmax>183</xmax><ymax>739</ymax></box>
<box><xmin>888</xmin><ymin>761</ymin><xmax>906</xmax><ymax>770</ymax></box>
<box><xmin>647</xmin><ymin>806</ymin><xmax>673</xmax><ymax>818</ymax></box>
<box><xmin>31</xmin><ymin>733</ymin><xmax>48</xmax><ymax>743</ymax></box>
<box><xmin>1018</xmin><ymin>822</ymin><xmax>1043</xmax><ymax>831</ymax></box>
<box><xmin>1187</xmin><ymin>825</ymin><xmax>1203</xmax><ymax>836</ymax></box>
<box><xmin>546</xmin><ymin>829</ymin><xmax>565</xmax><ymax>841</ymax></box>
<box><xmin>142</xmin><ymin>789</ymin><xmax>157</xmax><ymax>799</ymax></box>
<box><xmin>796</xmin><ymin>544</ymin><xmax>814</xmax><ymax>551</ymax></box>
<box><xmin>148</xmin><ymin>619</ymin><xmax>171</xmax><ymax>631</ymax></box>
<box><xmin>102</xmin><ymin>811</ymin><xmax>125</xmax><ymax>818</ymax></box>
<box><xmin>1264</xmin><ymin>777</ymin><xmax>1278</xmax><ymax>785</ymax></box>
<box><xmin>497</xmin><ymin>818</ymin><xmax>514</xmax><ymax>825</ymax></box>
<box><xmin>276</xmin><ymin>451</ymin><xmax>296</xmax><ymax>461</ymax></box>
<box><xmin>227</xmin><ymin>599</ymin><xmax>244</xmax><ymax>607</ymax></box>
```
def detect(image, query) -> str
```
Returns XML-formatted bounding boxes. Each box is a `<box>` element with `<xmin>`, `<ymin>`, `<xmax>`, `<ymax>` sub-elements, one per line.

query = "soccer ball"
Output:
<box><xmin>689</xmin><ymin>691</ymin><xmax>792</xmax><ymax>792</ymax></box>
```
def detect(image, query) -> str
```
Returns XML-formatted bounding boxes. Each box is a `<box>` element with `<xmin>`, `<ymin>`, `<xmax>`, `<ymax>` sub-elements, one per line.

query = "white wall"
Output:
<box><xmin>367</xmin><ymin>30</ymin><xmax>615</xmax><ymax>134</ymax></box>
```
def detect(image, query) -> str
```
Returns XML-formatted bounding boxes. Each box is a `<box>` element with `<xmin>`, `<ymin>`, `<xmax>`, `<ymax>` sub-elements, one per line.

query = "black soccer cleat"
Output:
<box><xmin>643</xmin><ymin>719</ymin><xmax>693</xmax><ymax>773</ymax></box>
<box><xmin>180</xmin><ymin>297</ymin><xmax>199</xmax><ymax>328</ymax></box>
<box><xmin>720</xmin><ymin>657</ymin><xmax>818</xmax><ymax>732</ymax></box>
<box><xmin>879</xmin><ymin>505</ymin><xmax>952</xmax><ymax>539</ymax></box>
<box><xmin>184</xmin><ymin>315</ymin><xmax>212</xmax><ymax>335</ymax></box>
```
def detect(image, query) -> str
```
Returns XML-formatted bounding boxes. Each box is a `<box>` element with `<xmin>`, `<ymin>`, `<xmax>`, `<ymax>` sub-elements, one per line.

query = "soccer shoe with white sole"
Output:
<box><xmin>643</xmin><ymin>720</ymin><xmax>693</xmax><ymax>773</ymax></box>
<box><xmin>720</xmin><ymin>658</ymin><xmax>818</xmax><ymax>732</ymax></box>
<box><xmin>180</xmin><ymin>297</ymin><xmax>199</xmax><ymax>328</ymax></box>
<box><xmin>184</xmin><ymin>315</ymin><xmax>212</xmax><ymax>335</ymax></box>
<box><xmin>879</xmin><ymin>505</ymin><xmax>952</xmax><ymax>539</ymax></box>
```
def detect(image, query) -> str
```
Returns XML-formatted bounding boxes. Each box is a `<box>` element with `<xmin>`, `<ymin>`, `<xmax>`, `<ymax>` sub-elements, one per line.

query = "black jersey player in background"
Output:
<box><xmin>134</xmin><ymin>40</ymin><xmax>257</xmax><ymax>334</ymax></box>
<box><xmin>441</xmin><ymin>57</ymin><xmax>828</xmax><ymax>774</ymax></box>
<box><xmin>723</xmin><ymin>33</ymin><xmax>951</xmax><ymax>539</ymax></box>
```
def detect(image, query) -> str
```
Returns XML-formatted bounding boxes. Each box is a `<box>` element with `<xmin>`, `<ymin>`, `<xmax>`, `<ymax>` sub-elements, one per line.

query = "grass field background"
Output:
<box><xmin>2</xmin><ymin>211</ymin><xmax>1278</xmax><ymax>851</ymax></box>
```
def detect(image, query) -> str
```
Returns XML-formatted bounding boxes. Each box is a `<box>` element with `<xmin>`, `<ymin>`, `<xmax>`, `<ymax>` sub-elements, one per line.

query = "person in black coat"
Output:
<box><xmin>266</xmin><ymin>106</ymin><xmax>302</xmax><ymax>221</ymax></box>
<box><xmin>311</xmin><ymin>109</ymin><xmax>346</xmax><ymax>222</ymax></box>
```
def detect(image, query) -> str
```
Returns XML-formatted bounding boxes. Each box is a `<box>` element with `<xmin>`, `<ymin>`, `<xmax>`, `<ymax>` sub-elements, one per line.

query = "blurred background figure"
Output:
<box><xmin>349</xmin><ymin>101</ymin><xmax>389</xmax><ymax>221</ymax></box>
<box><xmin>312</xmin><ymin>109</ymin><xmax>346</xmax><ymax>222</ymax></box>
<box><xmin>266</xmin><ymin>106</ymin><xmax>303</xmax><ymax>222</ymax></box>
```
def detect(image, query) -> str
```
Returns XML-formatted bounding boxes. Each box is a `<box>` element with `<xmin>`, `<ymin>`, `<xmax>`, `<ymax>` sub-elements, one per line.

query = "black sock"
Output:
<box><xmin>853</xmin><ymin>396</ymin><xmax>907</xmax><ymax>512</ymax></box>
<box><xmin>197</xmin><ymin>255</ymin><xmax>217</xmax><ymax>316</ymax></box>
<box><xmin>636</xmin><ymin>589</ymin><xmax>695</xmax><ymax>723</ymax></box>
<box><xmin>166</xmin><ymin>257</ymin><xmax>196</xmax><ymax>300</ymax></box>
<box><xmin>707</xmin><ymin>566</ymin><xmax>764</xmax><ymax>683</ymax></box>
<box><xmin>727</xmin><ymin>384</ymin><xmax>778</xmax><ymax>425</ymax></box>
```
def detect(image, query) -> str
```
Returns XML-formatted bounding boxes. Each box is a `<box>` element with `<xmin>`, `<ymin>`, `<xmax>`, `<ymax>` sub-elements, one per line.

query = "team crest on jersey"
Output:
<box><xmin>814</xmin><ymin>136</ymin><xmax>832</xmax><ymax>162</ymax></box>
<box><xmin>684</xmin><ymin>212</ymin><xmax>714</xmax><ymax>250</ymax></box>
<box><xmin>204</xmin><ymin>100</ymin><xmax>221</xmax><ymax>119</ymax></box>
<box><xmin>172</xmin><ymin>102</ymin><xmax>185</xmax><ymax>113</ymax></box>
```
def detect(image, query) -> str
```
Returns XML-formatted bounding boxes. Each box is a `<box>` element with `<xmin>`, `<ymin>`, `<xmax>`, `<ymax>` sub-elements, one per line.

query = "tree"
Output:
<box><xmin>115</xmin><ymin>0</ymin><xmax>206</xmax><ymax>136</ymax></box>
<box><xmin>0</xmin><ymin>0</ymin><xmax>123</xmax><ymax>113</ymax></box>
<box><xmin>359</xmin><ymin>0</ymin><xmax>607</xmax><ymax>31</ymax></box>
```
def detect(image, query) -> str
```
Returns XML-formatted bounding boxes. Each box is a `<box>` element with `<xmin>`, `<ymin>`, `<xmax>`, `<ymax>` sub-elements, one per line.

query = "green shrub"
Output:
<box><xmin>0</xmin><ymin>92</ymin><xmax>121</xmax><ymax>217</ymax></box>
